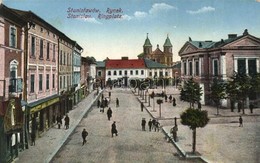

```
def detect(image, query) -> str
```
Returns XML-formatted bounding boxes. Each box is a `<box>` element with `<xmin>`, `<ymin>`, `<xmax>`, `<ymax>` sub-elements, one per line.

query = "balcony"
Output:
<box><xmin>9</xmin><ymin>78</ymin><xmax>23</xmax><ymax>93</ymax></box>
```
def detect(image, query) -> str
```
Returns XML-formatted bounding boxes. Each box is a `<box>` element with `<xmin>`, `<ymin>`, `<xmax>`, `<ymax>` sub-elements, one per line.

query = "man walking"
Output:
<box><xmin>64</xmin><ymin>114</ymin><xmax>70</xmax><ymax>129</ymax></box>
<box><xmin>141</xmin><ymin>102</ymin><xmax>144</xmax><ymax>112</ymax></box>
<box><xmin>116</xmin><ymin>98</ymin><xmax>119</xmax><ymax>107</ymax></box>
<box><xmin>154</xmin><ymin>120</ymin><xmax>160</xmax><ymax>132</ymax></box>
<box><xmin>141</xmin><ymin>118</ymin><xmax>146</xmax><ymax>131</ymax></box>
<box><xmin>111</xmin><ymin>121</ymin><xmax>118</xmax><ymax>137</ymax></box>
<box><xmin>82</xmin><ymin>129</ymin><xmax>88</xmax><ymax>146</ymax></box>
<box><xmin>239</xmin><ymin>116</ymin><xmax>243</xmax><ymax>127</ymax></box>
<box><xmin>107</xmin><ymin>107</ymin><xmax>113</xmax><ymax>121</ymax></box>
<box><xmin>148</xmin><ymin>119</ymin><xmax>152</xmax><ymax>131</ymax></box>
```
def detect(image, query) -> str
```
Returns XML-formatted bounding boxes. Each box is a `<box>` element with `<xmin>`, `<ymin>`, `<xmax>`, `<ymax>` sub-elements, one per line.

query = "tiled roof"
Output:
<box><xmin>144</xmin><ymin>59</ymin><xmax>167</xmax><ymax>68</ymax></box>
<box><xmin>151</xmin><ymin>46</ymin><xmax>164</xmax><ymax>55</ymax></box>
<box><xmin>106</xmin><ymin>59</ymin><xmax>145</xmax><ymax>69</ymax></box>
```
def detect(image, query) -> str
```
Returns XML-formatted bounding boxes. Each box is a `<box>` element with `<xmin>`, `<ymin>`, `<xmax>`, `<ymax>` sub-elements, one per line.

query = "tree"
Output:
<box><xmin>181</xmin><ymin>78</ymin><xmax>202</xmax><ymax>108</ymax></box>
<box><xmin>226</xmin><ymin>72</ymin><xmax>251</xmax><ymax>114</ymax></box>
<box><xmin>210</xmin><ymin>78</ymin><xmax>226</xmax><ymax>115</ymax></box>
<box><xmin>180</xmin><ymin>108</ymin><xmax>210</xmax><ymax>153</ymax></box>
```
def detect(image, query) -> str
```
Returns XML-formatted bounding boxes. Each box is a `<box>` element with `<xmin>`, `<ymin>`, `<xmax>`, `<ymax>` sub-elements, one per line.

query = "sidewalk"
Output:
<box><xmin>133</xmin><ymin>86</ymin><xmax>260</xmax><ymax>163</ymax></box>
<box><xmin>13</xmin><ymin>90</ymin><xmax>101</xmax><ymax>163</ymax></box>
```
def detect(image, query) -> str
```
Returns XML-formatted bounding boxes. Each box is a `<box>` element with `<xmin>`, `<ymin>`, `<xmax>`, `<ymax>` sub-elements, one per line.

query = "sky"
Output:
<box><xmin>3</xmin><ymin>0</ymin><xmax>260</xmax><ymax>62</ymax></box>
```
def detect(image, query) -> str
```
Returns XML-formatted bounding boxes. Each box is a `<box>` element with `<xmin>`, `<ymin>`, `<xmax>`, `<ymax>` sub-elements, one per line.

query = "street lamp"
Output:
<box><xmin>175</xmin><ymin>72</ymin><xmax>178</xmax><ymax>89</ymax></box>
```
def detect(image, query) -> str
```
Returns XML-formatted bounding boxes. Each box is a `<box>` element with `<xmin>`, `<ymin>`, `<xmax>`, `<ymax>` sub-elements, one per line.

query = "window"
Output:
<box><xmin>154</xmin><ymin>72</ymin><xmax>158</xmax><ymax>77</ymax></box>
<box><xmin>183</xmin><ymin>62</ymin><xmax>187</xmax><ymax>75</ymax></box>
<box><xmin>60</xmin><ymin>76</ymin><xmax>62</xmax><ymax>89</ymax></box>
<box><xmin>213</xmin><ymin>59</ymin><xmax>219</xmax><ymax>76</ymax></box>
<box><xmin>10</xmin><ymin>26</ymin><xmax>17</xmax><ymax>48</ymax></box>
<box><xmin>149</xmin><ymin>72</ymin><xmax>152</xmax><ymax>77</ymax></box>
<box><xmin>195</xmin><ymin>60</ymin><xmax>199</xmax><ymax>76</ymax></box>
<box><xmin>98</xmin><ymin>71</ymin><xmax>102</xmax><ymax>77</ymax></box>
<box><xmin>108</xmin><ymin>71</ymin><xmax>111</xmax><ymax>76</ymax></box>
<box><xmin>124</xmin><ymin>70</ymin><xmax>127</xmax><ymax>75</ymax></box>
<box><xmin>63</xmin><ymin>76</ymin><xmax>66</xmax><ymax>88</ymax></box>
<box><xmin>30</xmin><ymin>74</ymin><xmax>35</xmax><ymax>93</ymax></box>
<box><xmin>47</xmin><ymin>42</ymin><xmax>50</xmax><ymax>60</ymax></box>
<box><xmin>165</xmin><ymin>71</ymin><xmax>168</xmax><ymax>76</ymax></box>
<box><xmin>40</xmin><ymin>39</ymin><xmax>43</xmax><ymax>59</ymax></box>
<box><xmin>159</xmin><ymin>71</ymin><xmax>163</xmax><ymax>77</ymax></box>
<box><xmin>113</xmin><ymin>71</ymin><xmax>117</xmax><ymax>75</ymax></box>
<box><xmin>189</xmin><ymin>61</ymin><xmax>193</xmax><ymax>76</ymax></box>
<box><xmin>40</xmin><ymin>27</ymin><xmax>43</xmax><ymax>32</ymax></box>
<box><xmin>31</xmin><ymin>36</ymin><xmax>35</xmax><ymax>57</ymax></box>
<box><xmin>39</xmin><ymin>74</ymin><xmax>43</xmax><ymax>91</ymax></box>
<box><xmin>9</xmin><ymin>60</ymin><xmax>18</xmax><ymax>92</ymax></box>
<box><xmin>237</xmin><ymin>59</ymin><xmax>246</xmax><ymax>74</ymax></box>
<box><xmin>46</xmin><ymin>74</ymin><xmax>49</xmax><ymax>90</ymax></box>
<box><xmin>60</xmin><ymin>50</ymin><xmax>62</xmax><ymax>64</ymax></box>
<box><xmin>119</xmin><ymin>70</ymin><xmax>122</xmax><ymax>75</ymax></box>
<box><xmin>141</xmin><ymin>70</ymin><xmax>144</xmax><ymax>75</ymax></box>
<box><xmin>136</xmin><ymin>70</ymin><xmax>139</xmax><ymax>75</ymax></box>
<box><xmin>248</xmin><ymin>59</ymin><xmax>256</xmax><ymax>76</ymax></box>
<box><xmin>53</xmin><ymin>44</ymin><xmax>56</xmax><ymax>61</ymax></box>
<box><xmin>130</xmin><ymin>70</ymin><xmax>133</xmax><ymax>75</ymax></box>
<box><xmin>52</xmin><ymin>74</ymin><xmax>55</xmax><ymax>89</ymax></box>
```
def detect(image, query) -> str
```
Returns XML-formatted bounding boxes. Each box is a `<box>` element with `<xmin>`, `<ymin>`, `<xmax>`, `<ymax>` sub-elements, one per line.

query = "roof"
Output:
<box><xmin>137</xmin><ymin>52</ymin><xmax>144</xmax><ymax>58</ymax></box>
<box><xmin>106</xmin><ymin>59</ymin><xmax>145</xmax><ymax>69</ymax></box>
<box><xmin>151</xmin><ymin>45</ymin><xmax>164</xmax><ymax>55</ymax></box>
<box><xmin>96</xmin><ymin>61</ymin><xmax>105</xmax><ymax>68</ymax></box>
<box><xmin>143</xmin><ymin>35</ymin><xmax>152</xmax><ymax>47</ymax></box>
<box><xmin>189</xmin><ymin>41</ymin><xmax>216</xmax><ymax>49</ymax></box>
<box><xmin>144</xmin><ymin>59</ymin><xmax>167</xmax><ymax>68</ymax></box>
<box><xmin>0</xmin><ymin>4</ymin><xmax>27</xmax><ymax>26</ymax></box>
<box><xmin>163</xmin><ymin>36</ymin><xmax>172</xmax><ymax>47</ymax></box>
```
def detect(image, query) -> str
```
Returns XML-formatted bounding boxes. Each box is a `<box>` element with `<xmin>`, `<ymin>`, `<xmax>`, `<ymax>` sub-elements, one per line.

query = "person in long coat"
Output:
<box><xmin>107</xmin><ymin>107</ymin><xmax>113</xmax><ymax>121</ymax></box>
<box><xmin>111</xmin><ymin>121</ymin><xmax>118</xmax><ymax>137</ymax></box>
<box><xmin>82</xmin><ymin>129</ymin><xmax>88</xmax><ymax>146</ymax></box>
<box><xmin>141</xmin><ymin>118</ymin><xmax>146</xmax><ymax>131</ymax></box>
<box><xmin>116</xmin><ymin>98</ymin><xmax>119</xmax><ymax>107</ymax></box>
<box><xmin>97</xmin><ymin>99</ymin><xmax>100</xmax><ymax>108</ymax></box>
<box><xmin>64</xmin><ymin>114</ymin><xmax>70</xmax><ymax>129</ymax></box>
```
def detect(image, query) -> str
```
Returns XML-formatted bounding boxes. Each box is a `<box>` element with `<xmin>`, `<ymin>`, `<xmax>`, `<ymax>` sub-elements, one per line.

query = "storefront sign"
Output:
<box><xmin>30</xmin><ymin>97</ymin><xmax>59</xmax><ymax>114</ymax></box>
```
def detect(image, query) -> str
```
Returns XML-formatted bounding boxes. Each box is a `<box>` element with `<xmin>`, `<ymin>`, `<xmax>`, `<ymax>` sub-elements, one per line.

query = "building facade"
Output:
<box><xmin>96</xmin><ymin>61</ymin><xmax>106</xmax><ymax>89</ymax></box>
<box><xmin>179</xmin><ymin>29</ymin><xmax>260</xmax><ymax>106</ymax></box>
<box><xmin>0</xmin><ymin>4</ymin><xmax>27</xmax><ymax>162</ymax></box>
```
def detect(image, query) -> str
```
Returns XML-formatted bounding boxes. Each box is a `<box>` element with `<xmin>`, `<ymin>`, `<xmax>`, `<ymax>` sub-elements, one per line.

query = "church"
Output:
<box><xmin>138</xmin><ymin>34</ymin><xmax>173</xmax><ymax>67</ymax></box>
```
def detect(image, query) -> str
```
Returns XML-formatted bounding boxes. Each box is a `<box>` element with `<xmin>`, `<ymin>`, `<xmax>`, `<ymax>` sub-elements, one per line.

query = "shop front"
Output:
<box><xmin>26</xmin><ymin>95</ymin><xmax>59</xmax><ymax>141</ymax></box>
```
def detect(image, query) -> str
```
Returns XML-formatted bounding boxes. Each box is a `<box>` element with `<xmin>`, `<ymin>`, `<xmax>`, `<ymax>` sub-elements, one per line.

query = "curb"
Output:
<box><xmin>46</xmin><ymin>90</ymin><xmax>103</xmax><ymax>163</ymax></box>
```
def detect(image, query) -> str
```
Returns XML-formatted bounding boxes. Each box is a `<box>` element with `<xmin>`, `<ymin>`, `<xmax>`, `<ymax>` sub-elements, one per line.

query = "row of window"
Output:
<box><xmin>59</xmin><ymin>75</ymin><xmax>72</xmax><ymax>90</ymax></box>
<box><xmin>107</xmin><ymin>70</ymin><xmax>145</xmax><ymax>76</ymax></box>
<box><xmin>59</xmin><ymin>50</ymin><xmax>72</xmax><ymax>66</ymax></box>
<box><xmin>30</xmin><ymin>74</ymin><xmax>55</xmax><ymax>93</ymax></box>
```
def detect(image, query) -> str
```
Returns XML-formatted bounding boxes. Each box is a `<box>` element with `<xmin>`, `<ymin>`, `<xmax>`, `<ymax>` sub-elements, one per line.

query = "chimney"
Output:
<box><xmin>228</xmin><ymin>34</ymin><xmax>237</xmax><ymax>39</ymax></box>
<box><xmin>121</xmin><ymin>56</ymin><xmax>128</xmax><ymax>60</ymax></box>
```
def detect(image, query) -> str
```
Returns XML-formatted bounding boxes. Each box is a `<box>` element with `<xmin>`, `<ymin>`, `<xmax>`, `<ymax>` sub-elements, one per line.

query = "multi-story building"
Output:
<box><xmin>58</xmin><ymin>33</ymin><xmax>74</xmax><ymax>114</ymax></box>
<box><xmin>138</xmin><ymin>34</ymin><xmax>173</xmax><ymax>66</ymax></box>
<box><xmin>105</xmin><ymin>57</ymin><xmax>172</xmax><ymax>87</ymax></box>
<box><xmin>10</xmin><ymin>7</ymin><xmax>61</xmax><ymax>147</ymax></box>
<box><xmin>80</xmin><ymin>56</ymin><xmax>89</xmax><ymax>96</ymax></box>
<box><xmin>179</xmin><ymin>29</ymin><xmax>260</xmax><ymax>106</ymax></box>
<box><xmin>96</xmin><ymin>61</ymin><xmax>106</xmax><ymax>89</ymax></box>
<box><xmin>72</xmin><ymin>42</ymin><xmax>83</xmax><ymax>105</ymax></box>
<box><xmin>0</xmin><ymin>4</ymin><xmax>27</xmax><ymax>162</ymax></box>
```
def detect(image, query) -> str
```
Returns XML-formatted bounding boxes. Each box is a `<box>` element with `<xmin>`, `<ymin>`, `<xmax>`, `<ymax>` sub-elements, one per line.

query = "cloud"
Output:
<box><xmin>257</xmin><ymin>0</ymin><xmax>260</xmax><ymax>2</ymax></box>
<box><xmin>79</xmin><ymin>17</ymin><xmax>102</xmax><ymax>24</ymax></box>
<box><xmin>187</xmin><ymin>6</ymin><xmax>215</xmax><ymax>15</ymax></box>
<box><xmin>118</xmin><ymin>14</ymin><xmax>132</xmax><ymax>21</ymax></box>
<box><xmin>134</xmin><ymin>11</ymin><xmax>148</xmax><ymax>19</ymax></box>
<box><xmin>149</xmin><ymin>3</ymin><xmax>177</xmax><ymax>14</ymax></box>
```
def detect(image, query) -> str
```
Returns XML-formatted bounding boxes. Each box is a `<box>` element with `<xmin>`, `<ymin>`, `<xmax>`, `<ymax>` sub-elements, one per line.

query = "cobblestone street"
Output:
<box><xmin>51</xmin><ymin>88</ymin><xmax>200</xmax><ymax>163</ymax></box>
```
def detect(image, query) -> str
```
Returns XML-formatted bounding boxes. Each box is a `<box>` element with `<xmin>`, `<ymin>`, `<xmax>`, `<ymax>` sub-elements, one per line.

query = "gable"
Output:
<box><xmin>224</xmin><ymin>36</ymin><xmax>260</xmax><ymax>48</ymax></box>
<box><xmin>179</xmin><ymin>43</ymin><xmax>198</xmax><ymax>55</ymax></box>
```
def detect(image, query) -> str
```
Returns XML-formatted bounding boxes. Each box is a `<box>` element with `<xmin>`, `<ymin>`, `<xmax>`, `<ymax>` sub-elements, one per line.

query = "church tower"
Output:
<box><xmin>143</xmin><ymin>33</ymin><xmax>152</xmax><ymax>58</ymax></box>
<box><xmin>163</xmin><ymin>35</ymin><xmax>173</xmax><ymax>66</ymax></box>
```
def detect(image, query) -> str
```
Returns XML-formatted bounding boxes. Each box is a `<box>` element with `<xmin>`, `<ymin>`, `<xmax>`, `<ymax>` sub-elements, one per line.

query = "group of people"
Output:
<box><xmin>164</xmin><ymin>94</ymin><xmax>176</xmax><ymax>106</ymax></box>
<box><xmin>141</xmin><ymin>118</ymin><xmax>160</xmax><ymax>132</ymax></box>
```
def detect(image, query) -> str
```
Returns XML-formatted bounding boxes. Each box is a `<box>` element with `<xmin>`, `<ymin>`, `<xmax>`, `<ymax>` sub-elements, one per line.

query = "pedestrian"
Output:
<box><xmin>154</xmin><ymin>120</ymin><xmax>160</xmax><ymax>132</ymax></box>
<box><xmin>152</xmin><ymin>119</ymin><xmax>156</xmax><ymax>130</ymax></box>
<box><xmin>101</xmin><ymin>94</ymin><xmax>104</xmax><ymax>100</ymax></box>
<box><xmin>107</xmin><ymin>107</ymin><xmax>112</xmax><ymax>121</ymax></box>
<box><xmin>141</xmin><ymin>118</ymin><xmax>146</xmax><ymax>131</ymax></box>
<box><xmin>239</xmin><ymin>116</ymin><xmax>243</xmax><ymax>127</ymax></box>
<box><xmin>148</xmin><ymin>119</ymin><xmax>152</xmax><ymax>131</ymax></box>
<box><xmin>105</xmin><ymin>98</ymin><xmax>108</xmax><ymax>107</ymax></box>
<box><xmin>141</xmin><ymin>102</ymin><xmax>144</xmax><ymax>112</ymax></box>
<box><xmin>97</xmin><ymin>99</ymin><xmax>100</xmax><ymax>108</ymax></box>
<box><xmin>249</xmin><ymin>103</ymin><xmax>254</xmax><ymax>113</ymax></box>
<box><xmin>31</xmin><ymin>132</ymin><xmax>36</xmax><ymax>146</ymax></box>
<box><xmin>109</xmin><ymin>91</ymin><xmax>111</xmax><ymax>98</ymax></box>
<box><xmin>173</xmin><ymin>97</ymin><xmax>176</xmax><ymax>106</ymax></box>
<box><xmin>56</xmin><ymin>114</ymin><xmax>62</xmax><ymax>129</ymax></box>
<box><xmin>169</xmin><ymin>95</ymin><xmax>173</xmax><ymax>103</ymax></box>
<box><xmin>164</xmin><ymin>94</ymin><xmax>168</xmax><ymax>102</ymax></box>
<box><xmin>82</xmin><ymin>128</ymin><xmax>88</xmax><ymax>146</ymax></box>
<box><xmin>111</xmin><ymin>121</ymin><xmax>118</xmax><ymax>137</ymax></box>
<box><xmin>64</xmin><ymin>114</ymin><xmax>70</xmax><ymax>129</ymax></box>
<box><xmin>116</xmin><ymin>98</ymin><xmax>119</xmax><ymax>107</ymax></box>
